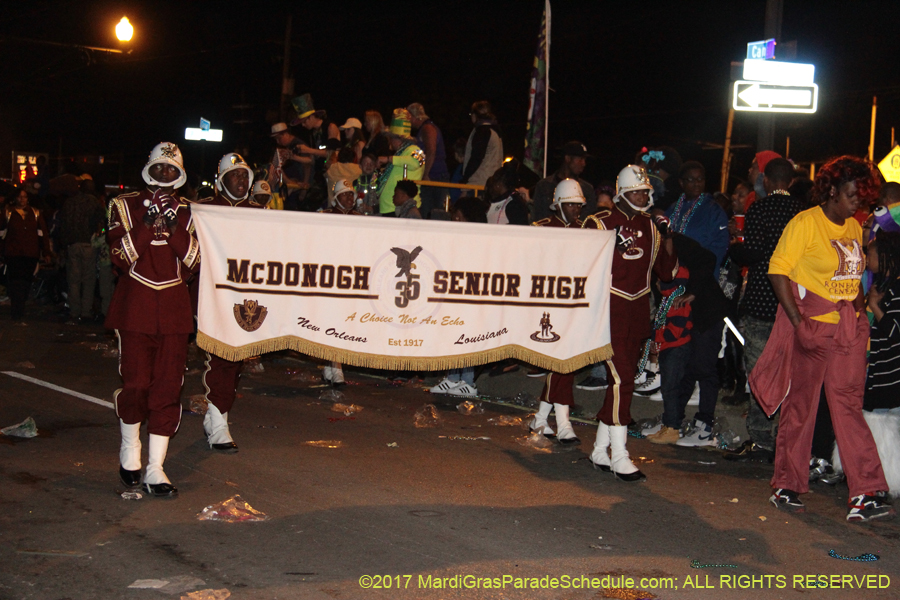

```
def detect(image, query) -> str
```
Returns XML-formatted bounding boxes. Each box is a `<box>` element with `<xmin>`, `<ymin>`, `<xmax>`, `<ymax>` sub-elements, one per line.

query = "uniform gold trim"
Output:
<box><xmin>196</xmin><ymin>331</ymin><xmax>613</xmax><ymax>373</ymax></box>
<box><xmin>183</xmin><ymin>237</ymin><xmax>200</xmax><ymax>268</ymax></box>
<box><xmin>121</xmin><ymin>232</ymin><xmax>139</xmax><ymax>264</ymax></box>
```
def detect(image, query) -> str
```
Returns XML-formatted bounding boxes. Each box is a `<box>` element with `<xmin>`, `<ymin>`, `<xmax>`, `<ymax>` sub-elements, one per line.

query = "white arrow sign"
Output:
<box><xmin>732</xmin><ymin>81</ymin><xmax>818</xmax><ymax>114</ymax></box>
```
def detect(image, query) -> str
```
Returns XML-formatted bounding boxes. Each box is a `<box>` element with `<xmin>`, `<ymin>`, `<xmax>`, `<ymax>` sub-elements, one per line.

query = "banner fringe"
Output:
<box><xmin>196</xmin><ymin>331</ymin><xmax>613</xmax><ymax>374</ymax></box>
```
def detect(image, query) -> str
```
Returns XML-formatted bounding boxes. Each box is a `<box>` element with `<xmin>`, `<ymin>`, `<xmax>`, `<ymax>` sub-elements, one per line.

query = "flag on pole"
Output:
<box><xmin>524</xmin><ymin>0</ymin><xmax>550</xmax><ymax>177</ymax></box>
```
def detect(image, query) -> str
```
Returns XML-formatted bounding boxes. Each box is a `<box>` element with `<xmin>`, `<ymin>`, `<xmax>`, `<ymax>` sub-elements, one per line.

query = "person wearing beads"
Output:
<box><xmin>723</xmin><ymin>158</ymin><xmax>804</xmax><ymax>461</ymax></box>
<box><xmin>755</xmin><ymin>155</ymin><xmax>892</xmax><ymax>522</ymax></box>
<box><xmin>107</xmin><ymin>142</ymin><xmax>200</xmax><ymax>498</ymax></box>
<box><xmin>526</xmin><ymin>179</ymin><xmax>589</xmax><ymax>446</ymax></box>
<box><xmin>663</xmin><ymin>161</ymin><xmax>730</xmax><ymax>447</ymax></box>
<box><xmin>831</xmin><ymin>230</ymin><xmax>900</xmax><ymax>497</ymax></box>
<box><xmin>581</xmin><ymin>165</ymin><xmax>677</xmax><ymax>481</ymax></box>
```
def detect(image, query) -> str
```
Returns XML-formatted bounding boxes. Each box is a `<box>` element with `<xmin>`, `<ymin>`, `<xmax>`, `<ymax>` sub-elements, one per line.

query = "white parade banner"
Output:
<box><xmin>191</xmin><ymin>205</ymin><xmax>615</xmax><ymax>373</ymax></box>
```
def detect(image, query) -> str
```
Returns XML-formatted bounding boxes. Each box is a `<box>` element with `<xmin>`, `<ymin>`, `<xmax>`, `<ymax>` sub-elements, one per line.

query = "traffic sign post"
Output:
<box><xmin>747</xmin><ymin>39</ymin><xmax>776</xmax><ymax>60</ymax></box>
<box><xmin>733</xmin><ymin>81</ymin><xmax>818</xmax><ymax>113</ymax></box>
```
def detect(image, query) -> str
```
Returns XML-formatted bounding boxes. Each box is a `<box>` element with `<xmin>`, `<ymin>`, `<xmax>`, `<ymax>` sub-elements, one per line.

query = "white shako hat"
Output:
<box><xmin>550</xmin><ymin>178</ymin><xmax>586</xmax><ymax>211</ymax></box>
<box><xmin>614</xmin><ymin>164</ymin><xmax>654</xmax><ymax>205</ymax></box>
<box><xmin>251</xmin><ymin>180</ymin><xmax>272</xmax><ymax>199</ymax></box>
<box><xmin>141</xmin><ymin>142</ymin><xmax>186</xmax><ymax>188</ymax></box>
<box><xmin>216</xmin><ymin>153</ymin><xmax>254</xmax><ymax>199</ymax></box>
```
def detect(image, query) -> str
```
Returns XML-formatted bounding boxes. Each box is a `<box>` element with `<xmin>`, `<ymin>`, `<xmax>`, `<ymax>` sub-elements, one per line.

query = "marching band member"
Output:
<box><xmin>527</xmin><ymin>179</ymin><xmax>588</xmax><ymax>445</ymax></box>
<box><xmin>192</xmin><ymin>153</ymin><xmax>265</xmax><ymax>453</ymax></box>
<box><xmin>321</xmin><ymin>178</ymin><xmax>361</xmax><ymax>385</ymax></box>
<box><xmin>107</xmin><ymin>142</ymin><xmax>200</xmax><ymax>498</ymax></box>
<box><xmin>583</xmin><ymin>165</ymin><xmax>677</xmax><ymax>482</ymax></box>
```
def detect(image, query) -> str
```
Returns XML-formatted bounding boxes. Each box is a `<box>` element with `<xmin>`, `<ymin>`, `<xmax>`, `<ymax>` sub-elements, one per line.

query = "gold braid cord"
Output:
<box><xmin>196</xmin><ymin>330</ymin><xmax>613</xmax><ymax>374</ymax></box>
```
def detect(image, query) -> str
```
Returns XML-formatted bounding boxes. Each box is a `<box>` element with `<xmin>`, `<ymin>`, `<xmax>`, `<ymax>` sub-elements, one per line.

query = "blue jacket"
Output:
<box><xmin>666</xmin><ymin>194</ymin><xmax>730</xmax><ymax>276</ymax></box>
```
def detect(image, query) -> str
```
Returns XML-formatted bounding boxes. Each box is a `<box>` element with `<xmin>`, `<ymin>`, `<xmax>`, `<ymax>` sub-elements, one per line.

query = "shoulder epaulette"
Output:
<box><xmin>532</xmin><ymin>217</ymin><xmax>552</xmax><ymax>227</ymax></box>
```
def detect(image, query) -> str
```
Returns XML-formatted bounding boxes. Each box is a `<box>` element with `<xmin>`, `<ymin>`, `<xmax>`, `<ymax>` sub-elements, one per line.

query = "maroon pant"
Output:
<box><xmin>772</xmin><ymin>318</ymin><xmax>888</xmax><ymax>496</ymax></box>
<box><xmin>115</xmin><ymin>330</ymin><xmax>188</xmax><ymax>436</ymax></box>
<box><xmin>540</xmin><ymin>296</ymin><xmax>649</xmax><ymax>426</ymax></box>
<box><xmin>540</xmin><ymin>372</ymin><xmax>575</xmax><ymax>407</ymax></box>
<box><xmin>203</xmin><ymin>353</ymin><xmax>243</xmax><ymax>413</ymax></box>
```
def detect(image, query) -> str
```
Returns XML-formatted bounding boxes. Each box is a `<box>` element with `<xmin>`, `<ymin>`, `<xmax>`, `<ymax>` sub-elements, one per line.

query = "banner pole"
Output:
<box><xmin>543</xmin><ymin>0</ymin><xmax>551</xmax><ymax>178</ymax></box>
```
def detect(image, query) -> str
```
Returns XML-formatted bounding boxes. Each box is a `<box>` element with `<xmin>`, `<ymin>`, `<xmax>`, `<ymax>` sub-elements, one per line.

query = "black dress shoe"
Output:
<box><xmin>614</xmin><ymin>468</ymin><xmax>646</xmax><ymax>482</ymax></box>
<box><xmin>119</xmin><ymin>466</ymin><xmax>141</xmax><ymax>487</ymax></box>
<box><xmin>590</xmin><ymin>459</ymin><xmax>612</xmax><ymax>473</ymax></box>
<box><xmin>142</xmin><ymin>482</ymin><xmax>178</xmax><ymax>498</ymax></box>
<box><xmin>210</xmin><ymin>441</ymin><xmax>239</xmax><ymax>453</ymax></box>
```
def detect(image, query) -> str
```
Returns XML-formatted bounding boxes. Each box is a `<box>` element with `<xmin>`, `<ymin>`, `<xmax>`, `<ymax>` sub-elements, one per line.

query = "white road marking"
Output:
<box><xmin>2</xmin><ymin>371</ymin><xmax>114</xmax><ymax>409</ymax></box>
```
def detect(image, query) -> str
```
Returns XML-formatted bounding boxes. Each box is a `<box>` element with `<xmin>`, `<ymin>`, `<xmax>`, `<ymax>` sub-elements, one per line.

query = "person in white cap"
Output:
<box><xmin>250</xmin><ymin>180</ymin><xmax>273</xmax><ymax>207</ymax></box>
<box><xmin>581</xmin><ymin>165</ymin><xmax>677</xmax><ymax>482</ymax></box>
<box><xmin>323</xmin><ymin>179</ymin><xmax>362</xmax><ymax>216</ymax></box>
<box><xmin>106</xmin><ymin>142</ymin><xmax>200</xmax><ymax>498</ymax></box>
<box><xmin>526</xmin><ymin>179</ymin><xmax>587</xmax><ymax>446</ymax></box>
<box><xmin>190</xmin><ymin>153</ymin><xmax>265</xmax><ymax>454</ymax></box>
<box><xmin>318</xmin><ymin>179</ymin><xmax>363</xmax><ymax>385</ymax></box>
<box><xmin>339</xmin><ymin>118</ymin><xmax>366</xmax><ymax>162</ymax></box>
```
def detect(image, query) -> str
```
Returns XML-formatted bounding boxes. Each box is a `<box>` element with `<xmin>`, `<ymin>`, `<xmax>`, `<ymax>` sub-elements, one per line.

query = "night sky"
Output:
<box><xmin>4</xmin><ymin>0</ymin><xmax>900</xmax><ymax>190</ymax></box>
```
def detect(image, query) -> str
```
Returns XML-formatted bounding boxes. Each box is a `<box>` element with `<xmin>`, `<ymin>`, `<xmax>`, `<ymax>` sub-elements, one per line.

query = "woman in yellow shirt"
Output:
<box><xmin>766</xmin><ymin>155</ymin><xmax>892</xmax><ymax>522</ymax></box>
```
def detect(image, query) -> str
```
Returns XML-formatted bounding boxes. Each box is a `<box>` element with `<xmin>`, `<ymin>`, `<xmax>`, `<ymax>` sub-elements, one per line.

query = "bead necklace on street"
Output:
<box><xmin>670</xmin><ymin>193</ymin><xmax>708</xmax><ymax>234</ymax></box>
<box><xmin>828</xmin><ymin>549</ymin><xmax>879</xmax><ymax>562</ymax></box>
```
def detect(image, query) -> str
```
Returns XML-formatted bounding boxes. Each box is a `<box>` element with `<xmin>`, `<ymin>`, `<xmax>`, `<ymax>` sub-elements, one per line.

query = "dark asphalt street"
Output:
<box><xmin>0</xmin><ymin>309</ymin><xmax>898</xmax><ymax>600</ymax></box>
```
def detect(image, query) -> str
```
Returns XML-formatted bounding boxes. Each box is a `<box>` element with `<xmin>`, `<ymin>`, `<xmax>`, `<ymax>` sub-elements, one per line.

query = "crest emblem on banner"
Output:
<box><xmin>391</xmin><ymin>245</ymin><xmax>423</xmax><ymax>308</ymax></box>
<box><xmin>530</xmin><ymin>311</ymin><xmax>560</xmax><ymax>343</ymax></box>
<box><xmin>234</xmin><ymin>299</ymin><xmax>268</xmax><ymax>331</ymax></box>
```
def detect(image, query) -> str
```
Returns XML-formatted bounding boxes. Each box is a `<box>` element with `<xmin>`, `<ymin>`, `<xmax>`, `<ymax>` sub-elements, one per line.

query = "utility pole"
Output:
<box><xmin>279</xmin><ymin>16</ymin><xmax>294</xmax><ymax>122</ymax></box>
<box><xmin>757</xmin><ymin>0</ymin><xmax>783</xmax><ymax>151</ymax></box>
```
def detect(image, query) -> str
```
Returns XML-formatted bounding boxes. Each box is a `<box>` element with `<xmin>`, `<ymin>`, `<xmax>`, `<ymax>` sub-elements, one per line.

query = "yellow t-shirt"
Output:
<box><xmin>768</xmin><ymin>206</ymin><xmax>863</xmax><ymax>324</ymax></box>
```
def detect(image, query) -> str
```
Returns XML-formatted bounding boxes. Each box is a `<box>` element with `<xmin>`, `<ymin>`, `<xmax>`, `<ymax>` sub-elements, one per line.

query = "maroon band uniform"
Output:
<box><xmin>106</xmin><ymin>191</ymin><xmax>200</xmax><ymax>436</ymax></box>
<box><xmin>582</xmin><ymin>205</ymin><xmax>678</xmax><ymax>425</ymax></box>
<box><xmin>532</xmin><ymin>213</ymin><xmax>585</xmax><ymax>408</ymax></box>
<box><xmin>190</xmin><ymin>193</ymin><xmax>266</xmax><ymax>414</ymax></box>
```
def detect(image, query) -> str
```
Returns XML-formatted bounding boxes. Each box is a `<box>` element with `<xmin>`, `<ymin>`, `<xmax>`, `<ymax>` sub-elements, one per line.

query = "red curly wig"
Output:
<box><xmin>812</xmin><ymin>155</ymin><xmax>881</xmax><ymax>208</ymax></box>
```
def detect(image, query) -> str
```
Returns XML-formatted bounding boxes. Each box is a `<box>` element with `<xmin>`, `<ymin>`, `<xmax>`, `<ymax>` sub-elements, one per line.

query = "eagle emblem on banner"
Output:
<box><xmin>233</xmin><ymin>299</ymin><xmax>268</xmax><ymax>332</ymax></box>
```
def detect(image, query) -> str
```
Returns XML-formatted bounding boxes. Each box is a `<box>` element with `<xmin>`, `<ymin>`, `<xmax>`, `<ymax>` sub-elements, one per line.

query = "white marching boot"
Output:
<box><xmin>143</xmin><ymin>434</ymin><xmax>178</xmax><ymax>498</ymax></box>
<box><xmin>528</xmin><ymin>401</ymin><xmax>556</xmax><ymax>437</ymax></box>
<box><xmin>204</xmin><ymin>403</ymin><xmax>238</xmax><ymax>453</ymax></box>
<box><xmin>590</xmin><ymin>422</ymin><xmax>611</xmax><ymax>472</ymax></box>
<box><xmin>554</xmin><ymin>404</ymin><xmax>581</xmax><ymax>445</ymax></box>
<box><xmin>609</xmin><ymin>425</ymin><xmax>646</xmax><ymax>482</ymax></box>
<box><xmin>119</xmin><ymin>420</ymin><xmax>142</xmax><ymax>487</ymax></box>
<box><xmin>330</xmin><ymin>361</ymin><xmax>345</xmax><ymax>385</ymax></box>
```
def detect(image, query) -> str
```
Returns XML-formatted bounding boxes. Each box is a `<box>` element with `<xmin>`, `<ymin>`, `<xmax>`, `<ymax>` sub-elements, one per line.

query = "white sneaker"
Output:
<box><xmin>647</xmin><ymin>389</ymin><xmax>663</xmax><ymax>401</ymax></box>
<box><xmin>635</xmin><ymin>372</ymin><xmax>661</xmax><ymax>396</ymax></box>
<box><xmin>430</xmin><ymin>378</ymin><xmax>461</xmax><ymax>394</ymax></box>
<box><xmin>447</xmin><ymin>383</ymin><xmax>478</xmax><ymax>398</ymax></box>
<box><xmin>641</xmin><ymin>422</ymin><xmax>663</xmax><ymax>436</ymax></box>
<box><xmin>687</xmin><ymin>382</ymin><xmax>700</xmax><ymax>406</ymax></box>
<box><xmin>676</xmin><ymin>419</ymin><xmax>716</xmax><ymax>447</ymax></box>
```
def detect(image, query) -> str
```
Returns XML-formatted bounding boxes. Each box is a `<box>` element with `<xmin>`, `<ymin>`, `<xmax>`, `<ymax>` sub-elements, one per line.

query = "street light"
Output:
<box><xmin>115</xmin><ymin>17</ymin><xmax>133</xmax><ymax>42</ymax></box>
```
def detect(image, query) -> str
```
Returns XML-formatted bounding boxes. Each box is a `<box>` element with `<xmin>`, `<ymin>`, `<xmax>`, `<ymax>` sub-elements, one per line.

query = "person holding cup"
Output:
<box><xmin>724</xmin><ymin>157</ymin><xmax>804</xmax><ymax>461</ymax></box>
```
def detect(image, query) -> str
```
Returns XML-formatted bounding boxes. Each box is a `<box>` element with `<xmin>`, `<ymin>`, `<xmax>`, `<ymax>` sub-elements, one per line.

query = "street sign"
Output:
<box><xmin>878</xmin><ymin>146</ymin><xmax>900</xmax><ymax>183</ymax></box>
<box><xmin>743</xmin><ymin>59</ymin><xmax>815</xmax><ymax>85</ymax></box>
<box><xmin>747</xmin><ymin>39</ymin><xmax>775</xmax><ymax>60</ymax></box>
<box><xmin>185</xmin><ymin>127</ymin><xmax>223</xmax><ymax>142</ymax></box>
<box><xmin>732</xmin><ymin>81</ymin><xmax>818</xmax><ymax>114</ymax></box>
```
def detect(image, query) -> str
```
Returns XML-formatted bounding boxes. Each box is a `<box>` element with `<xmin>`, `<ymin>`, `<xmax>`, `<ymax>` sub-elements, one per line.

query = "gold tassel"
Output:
<box><xmin>196</xmin><ymin>331</ymin><xmax>613</xmax><ymax>374</ymax></box>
